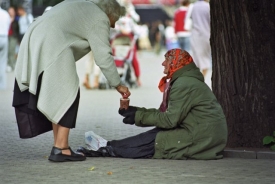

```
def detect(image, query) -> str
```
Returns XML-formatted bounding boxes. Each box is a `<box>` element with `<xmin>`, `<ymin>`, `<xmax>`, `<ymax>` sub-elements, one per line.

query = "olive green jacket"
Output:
<box><xmin>135</xmin><ymin>63</ymin><xmax>228</xmax><ymax>160</ymax></box>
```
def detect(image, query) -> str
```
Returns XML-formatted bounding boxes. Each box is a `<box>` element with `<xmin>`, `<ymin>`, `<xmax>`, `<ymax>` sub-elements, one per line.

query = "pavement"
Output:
<box><xmin>0</xmin><ymin>50</ymin><xmax>274</xmax><ymax>184</ymax></box>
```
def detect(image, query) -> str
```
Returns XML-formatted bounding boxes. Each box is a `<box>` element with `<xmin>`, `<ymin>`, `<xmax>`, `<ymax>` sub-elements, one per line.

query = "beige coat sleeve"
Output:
<box><xmin>87</xmin><ymin>19</ymin><xmax>121</xmax><ymax>87</ymax></box>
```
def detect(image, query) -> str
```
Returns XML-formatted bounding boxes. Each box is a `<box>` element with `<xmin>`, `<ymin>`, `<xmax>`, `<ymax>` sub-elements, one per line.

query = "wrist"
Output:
<box><xmin>115</xmin><ymin>82</ymin><xmax>122</xmax><ymax>89</ymax></box>
<box><xmin>115</xmin><ymin>85</ymin><xmax>121</xmax><ymax>90</ymax></box>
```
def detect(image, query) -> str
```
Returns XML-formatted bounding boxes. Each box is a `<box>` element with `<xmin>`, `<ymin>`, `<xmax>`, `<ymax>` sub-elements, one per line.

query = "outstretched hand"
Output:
<box><xmin>118</xmin><ymin>106</ymin><xmax>137</xmax><ymax>117</ymax></box>
<box><xmin>116</xmin><ymin>84</ymin><xmax>131</xmax><ymax>98</ymax></box>
<box><xmin>118</xmin><ymin>106</ymin><xmax>137</xmax><ymax>125</ymax></box>
<box><xmin>123</xmin><ymin>114</ymin><xmax>135</xmax><ymax>125</ymax></box>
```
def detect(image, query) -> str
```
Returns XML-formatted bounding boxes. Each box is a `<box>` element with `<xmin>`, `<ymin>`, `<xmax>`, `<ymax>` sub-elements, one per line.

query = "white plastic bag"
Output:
<box><xmin>85</xmin><ymin>131</ymin><xmax>107</xmax><ymax>151</ymax></box>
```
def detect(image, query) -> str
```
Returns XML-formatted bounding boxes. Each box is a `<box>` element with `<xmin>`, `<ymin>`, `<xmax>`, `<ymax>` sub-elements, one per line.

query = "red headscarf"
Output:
<box><xmin>158</xmin><ymin>49</ymin><xmax>193</xmax><ymax>92</ymax></box>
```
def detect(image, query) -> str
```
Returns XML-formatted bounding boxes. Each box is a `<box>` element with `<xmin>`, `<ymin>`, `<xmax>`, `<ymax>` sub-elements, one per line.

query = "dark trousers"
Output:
<box><xmin>108</xmin><ymin>128</ymin><xmax>161</xmax><ymax>158</ymax></box>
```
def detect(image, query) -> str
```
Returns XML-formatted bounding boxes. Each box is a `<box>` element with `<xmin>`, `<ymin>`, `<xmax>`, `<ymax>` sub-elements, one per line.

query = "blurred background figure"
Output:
<box><xmin>82</xmin><ymin>51</ymin><xmax>100</xmax><ymax>89</ymax></box>
<box><xmin>7</xmin><ymin>6</ymin><xmax>19</xmax><ymax>72</ymax></box>
<box><xmin>190</xmin><ymin>0</ymin><xmax>211</xmax><ymax>77</ymax></box>
<box><xmin>137</xmin><ymin>22</ymin><xmax>151</xmax><ymax>50</ymax></box>
<box><xmin>120</xmin><ymin>0</ymin><xmax>140</xmax><ymax>23</ymax></box>
<box><xmin>173</xmin><ymin>0</ymin><xmax>192</xmax><ymax>53</ymax></box>
<box><xmin>164</xmin><ymin>19</ymin><xmax>179</xmax><ymax>51</ymax></box>
<box><xmin>17</xmin><ymin>5</ymin><xmax>33</xmax><ymax>43</ymax></box>
<box><xmin>0</xmin><ymin>4</ymin><xmax>10</xmax><ymax>90</ymax></box>
<box><xmin>115</xmin><ymin>0</ymin><xmax>142</xmax><ymax>86</ymax></box>
<box><xmin>153</xmin><ymin>20</ymin><xmax>165</xmax><ymax>55</ymax></box>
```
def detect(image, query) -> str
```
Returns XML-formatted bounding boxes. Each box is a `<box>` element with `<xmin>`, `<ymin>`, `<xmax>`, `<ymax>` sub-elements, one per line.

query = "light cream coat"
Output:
<box><xmin>15</xmin><ymin>0</ymin><xmax>121</xmax><ymax>123</ymax></box>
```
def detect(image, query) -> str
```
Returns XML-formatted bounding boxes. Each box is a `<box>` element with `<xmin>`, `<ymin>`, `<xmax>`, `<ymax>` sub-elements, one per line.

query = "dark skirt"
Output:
<box><xmin>12</xmin><ymin>72</ymin><xmax>80</xmax><ymax>138</ymax></box>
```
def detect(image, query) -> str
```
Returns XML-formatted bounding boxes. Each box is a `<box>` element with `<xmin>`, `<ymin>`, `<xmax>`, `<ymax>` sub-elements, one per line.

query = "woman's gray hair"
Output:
<box><xmin>91</xmin><ymin>0</ymin><xmax>126</xmax><ymax>21</ymax></box>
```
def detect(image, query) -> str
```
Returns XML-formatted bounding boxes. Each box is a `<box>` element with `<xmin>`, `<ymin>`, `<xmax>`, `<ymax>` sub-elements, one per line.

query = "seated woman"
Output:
<box><xmin>78</xmin><ymin>49</ymin><xmax>228</xmax><ymax>160</ymax></box>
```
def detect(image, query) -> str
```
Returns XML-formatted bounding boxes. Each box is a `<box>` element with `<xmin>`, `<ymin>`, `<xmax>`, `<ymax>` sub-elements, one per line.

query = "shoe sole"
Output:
<box><xmin>48</xmin><ymin>155</ymin><xmax>86</xmax><ymax>162</ymax></box>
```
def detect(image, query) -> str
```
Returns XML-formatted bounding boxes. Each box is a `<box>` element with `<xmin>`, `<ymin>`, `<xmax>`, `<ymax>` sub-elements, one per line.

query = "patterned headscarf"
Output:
<box><xmin>158</xmin><ymin>49</ymin><xmax>193</xmax><ymax>92</ymax></box>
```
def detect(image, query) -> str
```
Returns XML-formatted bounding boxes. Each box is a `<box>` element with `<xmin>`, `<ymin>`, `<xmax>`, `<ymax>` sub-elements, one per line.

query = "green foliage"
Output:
<box><xmin>263</xmin><ymin>131</ymin><xmax>275</xmax><ymax>151</ymax></box>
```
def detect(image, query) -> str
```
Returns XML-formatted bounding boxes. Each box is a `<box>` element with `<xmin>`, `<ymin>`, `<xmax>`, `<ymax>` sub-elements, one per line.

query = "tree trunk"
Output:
<box><xmin>210</xmin><ymin>0</ymin><xmax>275</xmax><ymax>147</ymax></box>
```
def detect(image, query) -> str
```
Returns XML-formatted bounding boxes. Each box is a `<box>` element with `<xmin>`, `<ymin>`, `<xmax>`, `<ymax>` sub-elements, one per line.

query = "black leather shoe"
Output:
<box><xmin>99</xmin><ymin>146</ymin><xmax>116</xmax><ymax>157</ymax></box>
<box><xmin>76</xmin><ymin>146</ymin><xmax>103</xmax><ymax>157</ymax></box>
<box><xmin>77</xmin><ymin>146</ymin><xmax>116</xmax><ymax>157</ymax></box>
<box><xmin>48</xmin><ymin>146</ymin><xmax>86</xmax><ymax>162</ymax></box>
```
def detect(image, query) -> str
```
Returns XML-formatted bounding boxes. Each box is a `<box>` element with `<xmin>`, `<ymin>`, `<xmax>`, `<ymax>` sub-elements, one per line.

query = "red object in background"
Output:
<box><xmin>132</xmin><ymin>0</ymin><xmax>151</xmax><ymax>4</ymax></box>
<box><xmin>159</xmin><ymin>0</ymin><xmax>177</xmax><ymax>5</ymax></box>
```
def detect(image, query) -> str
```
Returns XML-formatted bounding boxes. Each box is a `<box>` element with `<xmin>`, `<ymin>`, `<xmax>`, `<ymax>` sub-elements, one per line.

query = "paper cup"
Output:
<box><xmin>120</xmin><ymin>98</ymin><xmax>130</xmax><ymax>109</ymax></box>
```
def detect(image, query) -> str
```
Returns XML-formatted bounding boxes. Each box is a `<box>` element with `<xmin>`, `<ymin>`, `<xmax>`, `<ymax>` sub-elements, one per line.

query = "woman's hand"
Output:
<box><xmin>116</xmin><ymin>84</ymin><xmax>131</xmax><ymax>98</ymax></box>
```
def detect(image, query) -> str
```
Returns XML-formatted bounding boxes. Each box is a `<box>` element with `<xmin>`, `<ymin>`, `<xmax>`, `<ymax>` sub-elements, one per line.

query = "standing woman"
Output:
<box><xmin>7</xmin><ymin>6</ymin><xmax>20</xmax><ymax>71</ymax></box>
<box><xmin>12</xmin><ymin>0</ymin><xmax>130</xmax><ymax>162</ymax></box>
<box><xmin>0</xmin><ymin>5</ymin><xmax>10</xmax><ymax>90</ymax></box>
<box><xmin>174</xmin><ymin>0</ymin><xmax>192</xmax><ymax>53</ymax></box>
<box><xmin>190</xmin><ymin>0</ymin><xmax>211</xmax><ymax>77</ymax></box>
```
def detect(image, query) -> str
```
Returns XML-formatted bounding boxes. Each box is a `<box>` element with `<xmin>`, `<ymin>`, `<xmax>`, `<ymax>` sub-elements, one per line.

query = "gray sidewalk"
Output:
<box><xmin>0</xmin><ymin>51</ymin><xmax>274</xmax><ymax>184</ymax></box>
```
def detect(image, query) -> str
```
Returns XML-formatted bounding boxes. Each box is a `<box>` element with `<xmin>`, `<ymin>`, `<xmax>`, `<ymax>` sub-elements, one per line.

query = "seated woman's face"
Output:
<box><xmin>162</xmin><ymin>57</ymin><xmax>170</xmax><ymax>75</ymax></box>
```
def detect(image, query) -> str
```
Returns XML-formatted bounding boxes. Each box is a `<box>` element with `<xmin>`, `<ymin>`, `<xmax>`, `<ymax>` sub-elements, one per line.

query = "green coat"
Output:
<box><xmin>135</xmin><ymin>63</ymin><xmax>228</xmax><ymax>160</ymax></box>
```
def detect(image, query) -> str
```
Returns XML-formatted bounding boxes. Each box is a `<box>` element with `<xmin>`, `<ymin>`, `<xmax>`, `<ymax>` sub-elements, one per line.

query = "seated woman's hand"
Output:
<box><xmin>118</xmin><ymin>106</ymin><xmax>137</xmax><ymax>125</ymax></box>
<box><xmin>123</xmin><ymin>113</ymin><xmax>135</xmax><ymax>125</ymax></box>
<box><xmin>118</xmin><ymin>106</ymin><xmax>137</xmax><ymax>117</ymax></box>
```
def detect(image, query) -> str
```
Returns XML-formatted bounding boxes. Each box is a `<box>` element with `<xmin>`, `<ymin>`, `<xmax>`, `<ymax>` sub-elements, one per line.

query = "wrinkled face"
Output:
<box><xmin>162</xmin><ymin>57</ymin><xmax>170</xmax><ymax>75</ymax></box>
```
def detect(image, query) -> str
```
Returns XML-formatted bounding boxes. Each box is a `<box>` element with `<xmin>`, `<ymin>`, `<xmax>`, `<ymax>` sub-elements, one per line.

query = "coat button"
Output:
<box><xmin>178</xmin><ymin>141</ymin><xmax>180</xmax><ymax>143</ymax></box>
<box><xmin>155</xmin><ymin>143</ymin><xmax>158</xmax><ymax>145</ymax></box>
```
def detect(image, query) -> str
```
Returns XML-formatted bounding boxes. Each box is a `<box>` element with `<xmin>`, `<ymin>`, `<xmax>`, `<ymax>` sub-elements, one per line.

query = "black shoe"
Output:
<box><xmin>77</xmin><ymin>146</ymin><xmax>116</xmax><ymax>157</ymax></box>
<box><xmin>76</xmin><ymin>146</ymin><xmax>103</xmax><ymax>157</ymax></box>
<box><xmin>48</xmin><ymin>146</ymin><xmax>86</xmax><ymax>162</ymax></box>
<box><xmin>98</xmin><ymin>146</ymin><xmax>116</xmax><ymax>157</ymax></box>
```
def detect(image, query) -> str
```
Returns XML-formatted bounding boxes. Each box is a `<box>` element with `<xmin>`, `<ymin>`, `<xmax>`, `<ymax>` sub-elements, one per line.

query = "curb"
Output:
<box><xmin>224</xmin><ymin>149</ymin><xmax>275</xmax><ymax>160</ymax></box>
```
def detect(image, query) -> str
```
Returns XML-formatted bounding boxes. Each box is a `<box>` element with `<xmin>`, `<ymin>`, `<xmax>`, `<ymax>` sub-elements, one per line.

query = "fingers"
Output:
<box><xmin>118</xmin><ymin>108</ymin><xmax>126</xmax><ymax>116</ymax></box>
<box><xmin>116</xmin><ymin>85</ymin><xmax>131</xmax><ymax>98</ymax></box>
<box><xmin>122</xmin><ymin>91</ymin><xmax>130</xmax><ymax>98</ymax></box>
<box><xmin>118</xmin><ymin>109</ymin><xmax>135</xmax><ymax>117</ymax></box>
<box><xmin>122</xmin><ymin>88</ymin><xmax>131</xmax><ymax>98</ymax></box>
<box><xmin>123</xmin><ymin>116</ymin><xmax>133</xmax><ymax>124</ymax></box>
<box><xmin>122</xmin><ymin>117</ymin><xmax>128</xmax><ymax>124</ymax></box>
<box><xmin>122</xmin><ymin>113</ymin><xmax>135</xmax><ymax>125</ymax></box>
<box><xmin>118</xmin><ymin>106</ymin><xmax>137</xmax><ymax>117</ymax></box>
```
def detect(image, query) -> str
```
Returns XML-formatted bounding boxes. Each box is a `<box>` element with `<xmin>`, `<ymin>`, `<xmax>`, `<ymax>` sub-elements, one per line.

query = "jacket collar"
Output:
<box><xmin>170</xmin><ymin>62</ymin><xmax>198</xmax><ymax>83</ymax></box>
